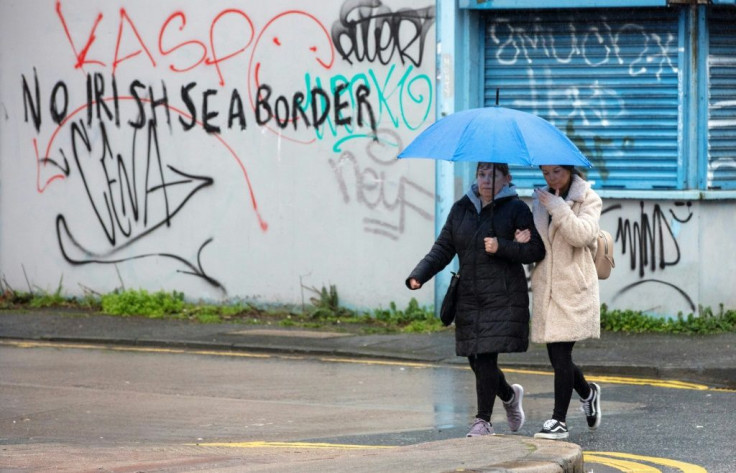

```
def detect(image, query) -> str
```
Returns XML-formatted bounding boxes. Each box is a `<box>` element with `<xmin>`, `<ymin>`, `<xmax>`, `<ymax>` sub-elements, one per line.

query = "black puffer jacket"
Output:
<box><xmin>407</xmin><ymin>185</ymin><xmax>545</xmax><ymax>357</ymax></box>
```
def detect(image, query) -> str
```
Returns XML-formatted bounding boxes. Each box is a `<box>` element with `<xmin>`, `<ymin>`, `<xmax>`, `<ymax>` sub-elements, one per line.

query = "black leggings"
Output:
<box><xmin>468</xmin><ymin>353</ymin><xmax>514</xmax><ymax>422</ymax></box>
<box><xmin>546</xmin><ymin>342</ymin><xmax>592</xmax><ymax>422</ymax></box>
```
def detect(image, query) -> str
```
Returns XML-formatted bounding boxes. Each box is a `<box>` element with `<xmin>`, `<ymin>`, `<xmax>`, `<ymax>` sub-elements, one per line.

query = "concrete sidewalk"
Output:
<box><xmin>2</xmin><ymin>309</ymin><xmax>735</xmax><ymax>473</ymax></box>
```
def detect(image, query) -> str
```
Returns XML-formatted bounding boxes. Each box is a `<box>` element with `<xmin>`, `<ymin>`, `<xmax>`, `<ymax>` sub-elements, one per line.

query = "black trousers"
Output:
<box><xmin>468</xmin><ymin>353</ymin><xmax>514</xmax><ymax>422</ymax></box>
<box><xmin>546</xmin><ymin>342</ymin><xmax>592</xmax><ymax>422</ymax></box>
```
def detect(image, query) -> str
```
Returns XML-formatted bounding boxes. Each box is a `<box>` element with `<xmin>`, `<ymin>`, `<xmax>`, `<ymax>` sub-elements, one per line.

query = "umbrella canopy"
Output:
<box><xmin>397</xmin><ymin>107</ymin><xmax>591</xmax><ymax>168</ymax></box>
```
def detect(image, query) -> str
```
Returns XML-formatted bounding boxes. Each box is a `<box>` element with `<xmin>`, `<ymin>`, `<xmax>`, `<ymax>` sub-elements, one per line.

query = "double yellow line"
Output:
<box><xmin>2</xmin><ymin>339</ymin><xmax>732</xmax><ymax>392</ymax></box>
<box><xmin>503</xmin><ymin>367</ymin><xmax>717</xmax><ymax>391</ymax></box>
<box><xmin>584</xmin><ymin>451</ymin><xmax>707</xmax><ymax>472</ymax></box>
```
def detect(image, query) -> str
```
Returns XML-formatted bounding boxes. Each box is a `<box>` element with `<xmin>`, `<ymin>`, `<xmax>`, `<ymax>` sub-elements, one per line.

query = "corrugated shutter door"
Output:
<box><xmin>483</xmin><ymin>9</ymin><xmax>681</xmax><ymax>190</ymax></box>
<box><xmin>708</xmin><ymin>8</ymin><xmax>736</xmax><ymax>190</ymax></box>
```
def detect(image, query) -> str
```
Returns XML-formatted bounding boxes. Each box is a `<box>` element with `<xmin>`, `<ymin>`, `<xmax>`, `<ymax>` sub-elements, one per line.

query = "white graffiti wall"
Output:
<box><xmin>0</xmin><ymin>0</ymin><xmax>438</xmax><ymax>308</ymax></box>
<box><xmin>593</xmin><ymin>199</ymin><xmax>734</xmax><ymax>317</ymax></box>
<box><xmin>2</xmin><ymin>1</ymin><xmax>734</xmax><ymax>318</ymax></box>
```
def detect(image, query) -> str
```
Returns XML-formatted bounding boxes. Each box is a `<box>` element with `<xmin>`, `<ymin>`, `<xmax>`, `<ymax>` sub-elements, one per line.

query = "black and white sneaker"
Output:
<box><xmin>534</xmin><ymin>419</ymin><xmax>569</xmax><ymax>440</ymax></box>
<box><xmin>580</xmin><ymin>382</ymin><xmax>602</xmax><ymax>430</ymax></box>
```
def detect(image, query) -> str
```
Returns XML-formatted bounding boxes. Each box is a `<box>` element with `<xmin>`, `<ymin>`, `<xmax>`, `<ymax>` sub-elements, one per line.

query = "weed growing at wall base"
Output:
<box><xmin>0</xmin><ymin>285</ymin><xmax>442</xmax><ymax>334</ymax></box>
<box><xmin>2</xmin><ymin>286</ymin><xmax>735</xmax><ymax>335</ymax></box>
<box><xmin>0</xmin><ymin>277</ymin><xmax>97</xmax><ymax>309</ymax></box>
<box><xmin>600</xmin><ymin>304</ymin><xmax>736</xmax><ymax>334</ymax></box>
<box><xmin>101</xmin><ymin>289</ymin><xmax>185</xmax><ymax>318</ymax></box>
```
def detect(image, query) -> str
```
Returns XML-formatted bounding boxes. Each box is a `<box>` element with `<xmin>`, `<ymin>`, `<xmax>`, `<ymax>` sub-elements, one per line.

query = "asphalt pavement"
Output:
<box><xmin>2</xmin><ymin>309</ymin><xmax>735</xmax><ymax>472</ymax></box>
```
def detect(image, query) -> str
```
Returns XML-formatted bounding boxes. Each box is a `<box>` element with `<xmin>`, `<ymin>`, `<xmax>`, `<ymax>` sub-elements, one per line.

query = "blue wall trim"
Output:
<box><xmin>697</xmin><ymin>5</ymin><xmax>709</xmax><ymax>190</ymax></box>
<box><xmin>459</xmin><ymin>0</ymin><xmax>667</xmax><ymax>9</ymax></box>
<box><xmin>516</xmin><ymin>188</ymin><xmax>736</xmax><ymax>201</ymax></box>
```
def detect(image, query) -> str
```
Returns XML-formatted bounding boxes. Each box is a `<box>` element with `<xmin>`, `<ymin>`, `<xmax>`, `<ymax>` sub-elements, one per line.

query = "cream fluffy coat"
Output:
<box><xmin>531</xmin><ymin>175</ymin><xmax>602</xmax><ymax>343</ymax></box>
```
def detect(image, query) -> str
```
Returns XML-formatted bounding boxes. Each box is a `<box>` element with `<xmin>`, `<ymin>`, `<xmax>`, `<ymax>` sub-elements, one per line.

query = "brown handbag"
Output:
<box><xmin>593</xmin><ymin>230</ymin><xmax>615</xmax><ymax>279</ymax></box>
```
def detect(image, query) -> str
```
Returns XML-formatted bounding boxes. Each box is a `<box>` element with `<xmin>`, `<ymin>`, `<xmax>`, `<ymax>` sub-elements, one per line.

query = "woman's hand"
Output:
<box><xmin>408</xmin><ymin>278</ymin><xmax>422</xmax><ymax>290</ymax></box>
<box><xmin>484</xmin><ymin>237</ymin><xmax>499</xmax><ymax>254</ymax></box>
<box><xmin>514</xmin><ymin>228</ymin><xmax>531</xmax><ymax>243</ymax></box>
<box><xmin>534</xmin><ymin>187</ymin><xmax>561</xmax><ymax>210</ymax></box>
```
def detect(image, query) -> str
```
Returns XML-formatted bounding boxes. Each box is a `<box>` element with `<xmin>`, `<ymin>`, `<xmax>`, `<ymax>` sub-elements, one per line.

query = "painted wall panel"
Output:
<box><xmin>0</xmin><ymin>0</ymin><xmax>438</xmax><ymax>310</ymax></box>
<box><xmin>597</xmin><ymin>199</ymin><xmax>700</xmax><ymax>316</ymax></box>
<box><xmin>520</xmin><ymin>196</ymin><xmax>736</xmax><ymax>317</ymax></box>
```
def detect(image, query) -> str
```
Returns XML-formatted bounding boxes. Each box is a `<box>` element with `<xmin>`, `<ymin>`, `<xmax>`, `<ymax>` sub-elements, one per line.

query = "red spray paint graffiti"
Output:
<box><xmin>32</xmin><ymin>93</ymin><xmax>268</xmax><ymax>231</ymax></box>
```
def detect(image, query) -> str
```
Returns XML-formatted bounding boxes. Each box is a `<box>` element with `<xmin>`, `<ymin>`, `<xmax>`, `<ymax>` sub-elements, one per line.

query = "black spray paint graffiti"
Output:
<box><xmin>26</xmin><ymin>68</ymin><xmax>389</xmax><ymax>293</ymax></box>
<box><xmin>22</xmin><ymin>71</ymin><xmax>378</xmax><ymax>138</ymax></box>
<box><xmin>329</xmin><ymin>129</ymin><xmax>434</xmax><ymax>240</ymax></box>
<box><xmin>53</xmin><ymin>117</ymin><xmax>223</xmax><ymax>290</ymax></box>
<box><xmin>19</xmin><ymin>71</ymin><xmax>395</xmax><ymax>291</ymax></box>
<box><xmin>612</xmin><ymin>201</ymin><xmax>696</xmax><ymax>312</ymax></box>
<box><xmin>255</xmin><ymin>82</ymin><xmax>376</xmax><ymax>133</ymax></box>
<box><xmin>21</xmin><ymin>1</ymin><xmax>436</xmax><ymax>291</ymax></box>
<box><xmin>615</xmin><ymin>201</ymin><xmax>692</xmax><ymax>277</ymax></box>
<box><xmin>522</xmin><ymin>202</ymin><xmax>696</xmax><ymax>312</ymax></box>
<box><xmin>332</xmin><ymin>0</ymin><xmax>435</xmax><ymax>67</ymax></box>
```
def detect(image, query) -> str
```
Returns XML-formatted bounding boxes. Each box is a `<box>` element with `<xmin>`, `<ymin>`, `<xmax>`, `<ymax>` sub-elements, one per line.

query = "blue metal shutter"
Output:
<box><xmin>483</xmin><ymin>9</ymin><xmax>681</xmax><ymax>190</ymax></box>
<box><xmin>707</xmin><ymin>8</ymin><xmax>736</xmax><ymax>190</ymax></box>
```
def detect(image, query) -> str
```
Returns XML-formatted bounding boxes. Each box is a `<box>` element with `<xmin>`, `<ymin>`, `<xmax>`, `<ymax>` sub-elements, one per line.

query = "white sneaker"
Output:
<box><xmin>466</xmin><ymin>418</ymin><xmax>494</xmax><ymax>437</ymax></box>
<box><xmin>503</xmin><ymin>384</ymin><xmax>525</xmax><ymax>432</ymax></box>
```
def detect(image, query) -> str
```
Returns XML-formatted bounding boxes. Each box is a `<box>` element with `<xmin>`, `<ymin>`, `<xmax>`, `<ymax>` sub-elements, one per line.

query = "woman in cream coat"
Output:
<box><xmin>520</xmin><ymin>165</ymin><xmax>603</xmax><ymax>440</ymax></box>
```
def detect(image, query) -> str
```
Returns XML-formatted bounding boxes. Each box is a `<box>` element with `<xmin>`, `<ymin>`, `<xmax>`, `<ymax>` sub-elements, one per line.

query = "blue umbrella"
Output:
<box><xmin>397</xmin><ymin>106</ymin><xmax>591</xmax><ymax>168</ymax></box>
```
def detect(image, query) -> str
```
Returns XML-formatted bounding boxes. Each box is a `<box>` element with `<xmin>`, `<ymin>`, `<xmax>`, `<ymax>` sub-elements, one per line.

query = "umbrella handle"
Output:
<box><xmin>490</xmin><ymin>163</ymin><xmax>496</xmax><ymax>236</ymax></box>
<box><xmin>487</xmin><ymin>201</ymin><xmax>496</xmax><ymax>238</ymax></box>
<box><xmin>488</xmin><ymin>221</ymin><xmax>495</xmax><ymax>238</ymax></box>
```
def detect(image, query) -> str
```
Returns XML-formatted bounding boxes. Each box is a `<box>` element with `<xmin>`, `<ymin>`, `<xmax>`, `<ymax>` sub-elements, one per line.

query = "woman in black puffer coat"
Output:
<box><xmin>406</xmin><ymin>163</ymin><xmax>545</xmax><ymax>437</ymax></box>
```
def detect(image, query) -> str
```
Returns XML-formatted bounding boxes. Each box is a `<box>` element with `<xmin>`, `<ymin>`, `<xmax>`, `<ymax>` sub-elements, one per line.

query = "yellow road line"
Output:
<box><xmin>0</xmin><ymin>340</ymin><xmax>271</xmax><ymax>359</ymax></box>
<box><xmin>1</xmin><ymin>339</ymin><xmax>729</xmax><ymax>392</ymax></box>
<box><xmin>192</xmin><ymin>441</ymin><xmax>395</xmax><ymax>450</ymax></box>
<box><xmin>584</xmin><ymin>454</ymin><xmax>661</xmax><ymax>472</ymax></box>
<box><xmin>501</xmin><ymin>368</ymin><xmax>712</xmax><ymax>391</ymax></box>
<box><xmin>325</xmin><ymin>360</ymin><xmax>727</xmax><ymax>392</ymax></box>
<box><xmin>317</xmin><ymin>357</ymin><xmax>437</xmax><ymax>369</ymax></box>
<box><xmin>586</xmin><ymin>451</ymin><xmax>708</xmax><ymax>473</ymax></box>
<box><xmin>585</xmin><ymin>375</ymin><xmax>710</xmax><ymax>391</ymax></box>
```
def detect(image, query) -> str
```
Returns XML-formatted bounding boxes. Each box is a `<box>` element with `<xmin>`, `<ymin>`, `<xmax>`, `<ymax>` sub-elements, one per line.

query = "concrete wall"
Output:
<box><xmin>595</xmin><ymin>198</ymin><xmax>734</xmax><ymax>317</ymax></box>
<box><xmin>0</xmin><ymin>0</ymin><xmax>438</xmax><ymax>310</ymax></box>
<box><xmin>2</xmin><ymin>1</ymin><xmax>733</xmax><ymax>318</ymax></box>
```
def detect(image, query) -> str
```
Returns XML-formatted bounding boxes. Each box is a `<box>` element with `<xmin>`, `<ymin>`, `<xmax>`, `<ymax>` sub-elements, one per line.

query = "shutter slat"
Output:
<box><xmin>484</xmin><ymin>9</ymin><xmax>681</xmax><ymax>190</ymax></box>
<box><xmin>708</xmin><ymin>8</ymin><xmax>736</xmax><ymax>190</ymax></box>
